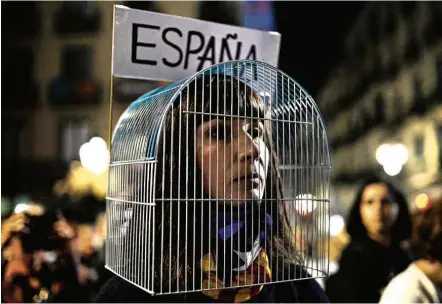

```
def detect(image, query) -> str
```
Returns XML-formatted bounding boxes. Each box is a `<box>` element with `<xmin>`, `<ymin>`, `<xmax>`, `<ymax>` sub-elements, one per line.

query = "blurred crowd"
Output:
<box><xmin>2</xmin><ymin>176</ymin><xmax>441</xmax><ymax>303</ymax></box>
<box><xmin>1</xmin><ymin>195</ymin><xmax>110</xmax><ymax>303</ymax></box>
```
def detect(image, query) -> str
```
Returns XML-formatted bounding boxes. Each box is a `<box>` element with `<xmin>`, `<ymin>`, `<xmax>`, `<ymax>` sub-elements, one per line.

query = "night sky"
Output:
<box><xmin>274</xmin><ymin>2</ymin><xmax>366</xmax><ymax>97</ymax></box>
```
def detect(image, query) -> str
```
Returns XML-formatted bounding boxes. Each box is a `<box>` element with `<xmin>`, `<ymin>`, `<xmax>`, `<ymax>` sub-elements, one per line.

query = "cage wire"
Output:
<box><xmin>106</xmin><ymin>60</ymin><xmax>331</xmax><ymax>295</ymax></box>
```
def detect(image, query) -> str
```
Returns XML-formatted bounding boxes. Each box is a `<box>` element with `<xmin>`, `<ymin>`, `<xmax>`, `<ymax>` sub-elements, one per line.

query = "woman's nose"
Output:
<box><xmin>236</xmin><ymin>131</ymin><xmax>259</xmax><ymax>162</ymax></box>
<box><xmin>373</xmin><ymin>200</ymin><xmax>384</xmax><ymax>212</ymax></box>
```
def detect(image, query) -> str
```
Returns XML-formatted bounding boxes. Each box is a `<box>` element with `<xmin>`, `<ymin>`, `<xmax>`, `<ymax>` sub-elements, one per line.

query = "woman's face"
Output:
<box><xmin>196</xmin><ymin>118</ymin><xmax>270</xmax><ymax>204</ymax></box>
<box><xmin>360</xmin><ymin>183</ymin><xmax>399</xmax><ymax>239</ymax></box>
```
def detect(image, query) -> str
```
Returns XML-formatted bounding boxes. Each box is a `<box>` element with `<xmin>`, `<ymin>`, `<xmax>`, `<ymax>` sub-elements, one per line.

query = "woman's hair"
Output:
<box><xmin>151</xmin><ymin>73</ymin><xmax>299</xmax><ymax>291</ymax></box>
<box><xmin>346</xmin><ymin>175</ymin><xmax>412</xmax><ymax>245</ymax></box>
<box><xmin>410</xmin><ymin>197</ymin><xmax>442</xmax><ymax>261</ymax></box>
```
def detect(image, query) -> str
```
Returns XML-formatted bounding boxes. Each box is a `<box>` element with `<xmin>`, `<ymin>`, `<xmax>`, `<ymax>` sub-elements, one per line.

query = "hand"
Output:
<box><xmin>53</xmin><ymin>217</ymin><xmax>75</xmax><ymax>240</ymax></box>
<box><xmin>2</xmin><ymin>213</ymin><xmax>29</xmax><ymax>248</ymax></box>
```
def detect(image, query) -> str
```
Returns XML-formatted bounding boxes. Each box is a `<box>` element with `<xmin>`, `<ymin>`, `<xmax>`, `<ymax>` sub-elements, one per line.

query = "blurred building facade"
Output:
<box><xmin>317</xmin><ymin>2</ymin><xmax>442</xmax><ymax>211</ymax></box>
<box><xmin>1</xmin><ymin>1</ymin><xmax>244</xmax><ymax>207</ymax></box>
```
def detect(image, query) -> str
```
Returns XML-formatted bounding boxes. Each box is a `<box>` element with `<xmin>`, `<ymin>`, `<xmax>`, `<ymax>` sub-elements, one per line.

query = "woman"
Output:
<box><xmin>97</xmin><ymin>72</ymin><xmax>330</xmax><ymax>303</ymax></box>
<box><xmin>326</xmin><ymin>176</ymin><xmax>413</xmax><ymax>303</ymax></box>
<box><xmin>380</xmin><ymin>197</ymin><xmax>442</xmax><ymax>303</ymax></box>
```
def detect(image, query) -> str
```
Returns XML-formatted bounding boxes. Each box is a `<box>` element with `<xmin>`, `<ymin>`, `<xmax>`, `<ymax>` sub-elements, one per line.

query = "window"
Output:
<box><xmin>49</xmin><ymin>45</ymin><xmax>101</xmax><ymax>106</ymax></box>
<box><xmin>404</xmin><ymin>28</ymin><xmax>420</xmax><ymax>64</ymax></box>
<box><xmin>384</xmin><ymin>11</ymin><xmax>396</xmax><ymax>35</ymax></box>
<box><xmin>374</xmin><ymin>93</ymin><xmax>385</xmax><ymax>124</ymax></box>
<box><xmin>400</xmin><ymin>2</ymin><xmax>417</xmax><ymax>18</ymax></box>
<box><xmin>2</xmin><ymin>46</ymin><xmax>39</xmax><ymax>110</ymax></box>
<box><xmin>393</xmin><ymin>89</ymin><xmax>405</xmax><ymax>123</ymax></box>
<box><xmin>2</xmin><ymin>2</ymin><xmax>41</xmax><ymax>40</ymax></box>
<box><xmin>113</xmin><ymin>78</ymin><xmax>164</xmax><ymax>103</ymax></box>
<box><xmin>1</xmin><ymin>118</ymin><xmax>30</xmax><ymax>159</ymax></box>
<box><xmin>199</xmin><ymin>1</ymin><xmax>241</xmax><ymax>26</ymax></box>
<box><xmin>411</xmin><ymin>78</ymin><xmax>425</xmax><ymax>114</ymax></box>
<box><xmin>354</xmin><ymin>41</ymin><xmax>365</xmax><ymax>59</ymax></box>
<box><xmin>387</xmin><ymin>60</ymin><xmax>399</xmax><ymax>80</ymax></box>
<box><xmin>242</xmin><ymin>1</ymin><xmax>276</xmax><ymax>31</ymax></box>
<box><xmin>62</xmin><ymin>45</ymin><xmax>93</xmax><ymax>79</ymax></box>
<box><xmin>58</xmin><ymin>118</ymin><xmax>90</xmax><ymax>162</ymax></box>
<box><xmin>368</xmin><ymin>11</ymin><xmax>380</xmax><ymax>44</ymax></box>
<box><xmin>54</xmin><ymin>2</ymin><xmax>100</xmax><ymax>34</ymax></box>
<box><xmin>414</xmin><ymin>135</ymin><xmax>424</xmax><ymax>160</ymax></box>
<box><xmin>437</xmin><ymin>125</ymin><xmax>442</xmax><ymax>167</ymax></box>
<box><xmin>424</xmin><ymin>3</ymin><xmax>442</xmax><ymax>47</ymax></box>
<box><xmin>434</xmin><ymin>56</ymin><xmax>442</xmax><ymax>100</ymax></box>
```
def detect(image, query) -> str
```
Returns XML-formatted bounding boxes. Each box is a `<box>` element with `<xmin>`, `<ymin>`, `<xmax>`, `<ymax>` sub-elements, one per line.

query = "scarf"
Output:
<box><xmin>200</xmin><ymin>207</ymin><xmax>273</xmax><ymax>302</ymax></box>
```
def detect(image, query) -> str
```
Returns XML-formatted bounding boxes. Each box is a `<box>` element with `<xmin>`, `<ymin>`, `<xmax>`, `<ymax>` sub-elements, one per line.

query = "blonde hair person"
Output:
<box><xmin>380</xmin><ymin>197</ymin><xmax>442</xmax><ymax>303</ymax></box>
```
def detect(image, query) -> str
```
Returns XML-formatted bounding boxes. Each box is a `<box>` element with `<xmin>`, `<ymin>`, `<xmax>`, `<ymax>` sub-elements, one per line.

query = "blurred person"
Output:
<box><xmin>1</xmin><ymin>205</ymin><xmax>82</xmax><ymax>303</ymax></box>
<box><xmin>60</xmin><ymin>195</ymin><xmax>107</xmax><ymax>301</ymax></box>
<box><xmin>326</xmin><ymin>176</ymin><xmax>413</xmax><ymax>303</ymax></box>
<box><xmin>380</xmin><ymin>197</ymin><xmax>442</xmax><ymax>303</ymax></box>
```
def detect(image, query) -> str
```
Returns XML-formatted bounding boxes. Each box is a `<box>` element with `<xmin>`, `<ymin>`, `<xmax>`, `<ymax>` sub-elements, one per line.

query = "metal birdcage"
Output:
<box><xmin>106</xmin><ymin>60</ymin><xmax>331</xmax><ymax>296</ymax></box>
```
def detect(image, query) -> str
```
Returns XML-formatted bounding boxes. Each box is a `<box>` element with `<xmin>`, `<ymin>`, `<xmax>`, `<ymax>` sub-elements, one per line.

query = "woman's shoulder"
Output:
<box><xmin>273</xmin><ymin>267</ymin><xmax>329</xmax><ymax>303</ymax></box>
<box><xmin>287</xmin><ymin>278</ymin><xmax>330</xmax><ymax>303</ymax></box>
<box><xmin>379</xmin><ymin>265</ymin><xmax>424</xmax><ymax>303</ymax></box>
<box><xmin>96</xmin><ymin>276</ymin><xmax>193</xmax><ymax>303</ymax></box>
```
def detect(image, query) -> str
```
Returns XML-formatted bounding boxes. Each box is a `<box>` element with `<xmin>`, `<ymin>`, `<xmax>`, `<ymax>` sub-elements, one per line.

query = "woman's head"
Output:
<box><xmin>347</xmin><ymin>176</ymin><xmax>412</xmax><ymax>245</ymax></box>
<box><xmin>411</xmin><ymin>197</ymin><xmax>442</xmax><ymax>262</ymax></box>
<box><xmin>158</xmin><ymin>73</ymin><xmax>279</xmax><ymax>204</ymax></box>
<box><xmin>151</xmin><ymin>73</ymin><xmax>299</xmax><ymax>291</ymax></box>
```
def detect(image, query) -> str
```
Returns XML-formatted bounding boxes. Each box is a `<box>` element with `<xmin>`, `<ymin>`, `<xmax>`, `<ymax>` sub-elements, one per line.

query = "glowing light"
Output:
<box><xmin>415</xmin><ymin>193</ymin><xmax>430</xmax><ymax>210</ymax></box>
<box><xmin>329</xmin><ymin>261</ymin><xmax>339</xmax><ymax>275</ymax></box>
<box><xmin>383</xmin><ymin>163</ymin><xmax>403</xmax><ymax>176</ymax></box>
<box><xmin>330</xmin><ymin>214</ymin><xmax>345</xmax><ymax>237</ymax></box>
<box><xmin>294</xmin><ymin>194</ymin><xmax>317</xmax><ymax>215</ymax></box>
<box><xmin>376</xmin><ymin>143</ymin><xmax>408</xmax><ymax>176</ymax></box>
<box><xmin>14</xmin><ymin>203</ymin><xmax>29</xmax><ymax>213</ymax></box>
<box><xmin>376</xmin><ymin>144</ymin><xmax>391</xmax><ymax>165</ymax></box>
<box><xmin>79</xmin><ymin>137</ymin><xmax>110</xmax><ymax>175</ymax></box>
<box><xmin>395</xmin><ymin>144</ymin><xmax>409</xmax><ymax>165</ymax></box>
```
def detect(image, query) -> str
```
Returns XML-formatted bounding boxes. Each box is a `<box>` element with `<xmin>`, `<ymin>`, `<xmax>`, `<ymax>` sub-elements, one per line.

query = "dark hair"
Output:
<box><xmin>152</xmin><ymin>73</ymin><xmax>298</xmax><ymax>292</ymax></box>
<box><xmin>411</xmin><ymin>197</ymin><xmax>442</xmax><ymax>261</ymax></box>
<box><xmin>346</xmin><ymin>175</ymin><xmax>412</xmax><ymax>245</ymax></box>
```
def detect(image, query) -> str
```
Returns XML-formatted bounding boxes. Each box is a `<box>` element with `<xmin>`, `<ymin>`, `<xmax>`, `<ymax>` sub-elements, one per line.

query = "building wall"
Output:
<box><xmin>2</xmin><ymin>1</ymin><xmax>246</xmax><ymax>199</ymax></box>
<box><xmin>30</xmin><ymin>2</ymin><xmax>115</xmax><ymax>159</ymax></box>
<box><xmin>316</xmin><ymin>2</ymin><xmax>442</xmax><ymax>209</ymax></box>
<box><xmin>2</xmin><ymin>1</ymin><xmax>218</xmax><ymax>162</ymax></box>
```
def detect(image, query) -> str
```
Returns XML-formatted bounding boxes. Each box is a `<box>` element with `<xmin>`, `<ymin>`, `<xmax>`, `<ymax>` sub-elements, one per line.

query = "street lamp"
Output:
<box><xmin>79</xmin><ymin>137</ymin><xmax>110</xmax><ymax>175</ymax></box>
<box><xmin>375</xmin><ymin>143</ymin><xmax>408</xmax><ymax>176</ymax></box>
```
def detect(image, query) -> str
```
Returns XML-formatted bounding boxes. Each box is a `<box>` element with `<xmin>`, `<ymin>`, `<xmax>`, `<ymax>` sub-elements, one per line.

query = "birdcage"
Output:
<box><xmin>105</xmin><ymin>60</ymin><xmax>331</xmax><ymax>295</ymax></box>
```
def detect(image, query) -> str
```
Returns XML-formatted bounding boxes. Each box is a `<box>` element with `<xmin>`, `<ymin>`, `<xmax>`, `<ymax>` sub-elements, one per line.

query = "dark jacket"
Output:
<box><xmin>326</xmin><ymin>237</ymin><xmax>413</xmax><ymax>303</ymax></box>
<box><xmin>96</xmin><ymin>274</ymin><xmax>330</xmax><ymax>303</ymax></box>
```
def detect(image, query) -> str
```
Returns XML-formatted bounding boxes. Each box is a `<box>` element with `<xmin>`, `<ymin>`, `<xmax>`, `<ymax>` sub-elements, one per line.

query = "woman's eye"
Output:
<box><xmin>211</xmin><ymin>127</ymin><xmax>231</xmax><ymax>141</ymax></box>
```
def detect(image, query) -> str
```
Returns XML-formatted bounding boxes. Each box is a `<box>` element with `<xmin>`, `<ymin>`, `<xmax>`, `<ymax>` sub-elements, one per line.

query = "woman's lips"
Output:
<box><xmin>232</xmin><ymin>174</ymin><xmax>263</xmax><ymax>188</ymax></box>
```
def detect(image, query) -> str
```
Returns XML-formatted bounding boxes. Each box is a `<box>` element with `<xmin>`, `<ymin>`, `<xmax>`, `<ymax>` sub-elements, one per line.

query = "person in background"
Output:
<box><xmin>60</xmin><ymin>194</ymin><xmax>107</xmax><ymax>302</ymax></box>
<box><xmin>326</xmin><ymin>176</ymin><xmax>413</xmax><ymax>303</ymax></box>
<box><xmin>380</xmin><ymin>196</ymin><xmax>442</xmax><ymax>303</ymax></box>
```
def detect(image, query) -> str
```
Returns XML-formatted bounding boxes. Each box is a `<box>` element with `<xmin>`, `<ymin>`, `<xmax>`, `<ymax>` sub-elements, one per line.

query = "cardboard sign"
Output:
<box><xmin>112</xmin><ymin>5</ymin><xmax>281</xmax><ymax>81</ymax></box>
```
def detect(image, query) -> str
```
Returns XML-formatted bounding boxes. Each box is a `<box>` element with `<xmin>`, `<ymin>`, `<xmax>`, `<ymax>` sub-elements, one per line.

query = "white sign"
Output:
<box><xmin>112</xmin><ymin>5</ymin><xmax>281</xmax><ymax>81</ymax></box>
